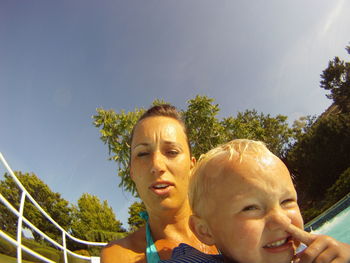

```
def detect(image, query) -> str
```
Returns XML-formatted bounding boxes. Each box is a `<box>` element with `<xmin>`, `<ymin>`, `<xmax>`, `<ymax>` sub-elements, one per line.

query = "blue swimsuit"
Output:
<box><xmin>160</xmin><ymin>243</ymin><xmax>224</xmax><ymax>263</ymax></box>
<box><xmin>140</xmin><ymin>211</ymin><xmax>161</xmax><ymax>263</ymax></box>
<box><xmin>140</xmin><ymin>212</ymin><xmax>223</xmax><ymax>263</ymax></box>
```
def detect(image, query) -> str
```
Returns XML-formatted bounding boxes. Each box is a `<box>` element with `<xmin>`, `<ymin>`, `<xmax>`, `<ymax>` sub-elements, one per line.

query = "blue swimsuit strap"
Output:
<box><xmin>140</xmin><ymin>211</ymin><xmax>161</xmax><ymax>263</ymax></box>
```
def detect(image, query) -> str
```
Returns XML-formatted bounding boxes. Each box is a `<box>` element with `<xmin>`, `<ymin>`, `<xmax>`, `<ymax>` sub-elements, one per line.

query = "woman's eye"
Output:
<box><xmin>167</xmin><ymin>150</ymin><xmax>179</xmax><ymax>156</ymax></box>
<box><xmin>137</xmin><ymin>152</ymin><xmax>149</xmax><ymax>157</ymax></box>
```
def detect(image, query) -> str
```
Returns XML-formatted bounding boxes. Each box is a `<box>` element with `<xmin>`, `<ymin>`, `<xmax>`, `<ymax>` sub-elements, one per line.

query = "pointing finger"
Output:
<box><xmin>286</xmin><ymin>224</ymin><xmax>316</xmax><ymax>246</ymax></box>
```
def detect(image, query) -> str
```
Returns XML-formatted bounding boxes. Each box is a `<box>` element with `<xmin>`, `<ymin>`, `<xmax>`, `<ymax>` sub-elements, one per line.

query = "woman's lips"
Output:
<box><xmin>149</xmin><ymin>181</ymin><xmax>174</xmax><ymax>195</ymax></box>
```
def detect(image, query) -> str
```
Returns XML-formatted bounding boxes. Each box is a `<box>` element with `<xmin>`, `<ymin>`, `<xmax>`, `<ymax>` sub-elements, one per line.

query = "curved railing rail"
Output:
<box><xmin>0</xmin><ymin>152</ymin><xmax>107</xmax><ymax>263</ymax></box>
<box><xmin>304</xmin><ymin>191</ymin><xmax>350</xmax><ymax>232</ymax></box>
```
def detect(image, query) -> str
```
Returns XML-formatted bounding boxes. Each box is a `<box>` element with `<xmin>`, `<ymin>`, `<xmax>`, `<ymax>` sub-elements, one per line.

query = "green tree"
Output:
<box><xmin>127</xmin><ymin>201</ymin><xmax>146</xmax><ymax>232</ymax></box>
<box><xmin>71</xmin><ymin>193</ymin><xmax>125</xmax><ymax>242</ymax></box>
<box><xmin>92</xmin><ymin>99</ymin><xmax>169</xmax><ymax>196</ymax></box>
<box><xmin>93</xmin><ymin>95</ymin><xmax>296</xmax><ymax>196</ymax></box>
<box><xmin>182</xmin><ymin>95</ymin><xmax>225</xmax><ymax>159</ymax></box>
<box><xmin>320</xmin><ymin>45</ymin><xmax>350</xmax><ymax>112</ymax></box>
<box><xmin>281</xmin><ymin>44</ymin><xmax>350</xmax><ymax>222</ymax></box>
<box><xmin>323</xmin><ymin>167</ymin><xmax>350</xmax><ymax>209</ymax></box>
<box><xmin>286</xmin><ymin>113</ymin><xmax>350</xmax><ymax>208</ymax></box>
<box><xmin>221</xmin><ymin>110</ymin><xmax>294</xmax><ymax>157</ymax></box>
<box><xmin>0</xmin><ymin>172</ymin><xmax>72</xmax><ymax>242</ymax></box>
<box><xmin>93</xmin><ymin>108</ymin><xmax>144</xmax><ymax>196</ymax></box>
<box><xmin>291</xmin><ymin>115</ymin><xmax>317</xmax><ymax>141</ymax></box>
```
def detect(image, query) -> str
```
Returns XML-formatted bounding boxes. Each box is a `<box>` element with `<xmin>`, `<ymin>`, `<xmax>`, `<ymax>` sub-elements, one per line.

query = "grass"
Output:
<box><xmin>0</xmin><ymin>252</ymin><xmax>93</xmax><ymax>263</ymax></box>
<box><xmin>0</xmin><ymin>253</ymin><xmax>35</xmax><ymax>263</ymax></box>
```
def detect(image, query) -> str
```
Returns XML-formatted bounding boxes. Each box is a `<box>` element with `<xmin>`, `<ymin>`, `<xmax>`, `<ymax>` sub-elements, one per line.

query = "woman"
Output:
<box><xmin>101</xmin><ymin>104</ymin><xmax>218</xmax><ymax>263</ymax></box>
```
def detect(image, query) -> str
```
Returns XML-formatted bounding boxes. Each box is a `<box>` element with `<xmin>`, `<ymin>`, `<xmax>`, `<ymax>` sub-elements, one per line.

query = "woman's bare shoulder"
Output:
<box><xmin>101</xmin><ymin>227</ymin><xmax>146</xmax><ymax>263</ymax></box>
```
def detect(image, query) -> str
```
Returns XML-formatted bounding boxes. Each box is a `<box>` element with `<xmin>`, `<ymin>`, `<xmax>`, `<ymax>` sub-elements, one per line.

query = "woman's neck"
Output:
<box><xmin>145</xmin><ymin>203</ymin><xmax>218</xmax><ymax>255</ymax></box>
<box><xmin>147</xmin><ymin>203</ymin><xmax>193</xmax><ymax>242</ymax></box>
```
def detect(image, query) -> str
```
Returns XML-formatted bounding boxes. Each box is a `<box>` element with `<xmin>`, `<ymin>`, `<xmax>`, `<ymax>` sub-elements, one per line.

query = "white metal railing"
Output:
<box><xmin>0</xmin><ymin>152</ymin><xmax>107</xmax><ymax>263</ymax></box>
<box><xmin>304</xmin><ymin>191</ymin><xmax>350</xmax><ymax>231</ymax></box>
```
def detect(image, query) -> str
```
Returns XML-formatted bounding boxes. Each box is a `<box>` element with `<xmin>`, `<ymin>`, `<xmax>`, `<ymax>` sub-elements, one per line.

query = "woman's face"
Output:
<box><xmin>130</xmin><ymin>116</ymin><xmax>194</xmax><ymax>212</ymax></box>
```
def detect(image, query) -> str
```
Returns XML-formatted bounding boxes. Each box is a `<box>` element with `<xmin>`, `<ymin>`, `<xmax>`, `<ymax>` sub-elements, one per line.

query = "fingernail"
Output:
<box><xmin>295</xmin><ymin>243</ymin><xmax>307</xmax><ymax>253</ymax></box>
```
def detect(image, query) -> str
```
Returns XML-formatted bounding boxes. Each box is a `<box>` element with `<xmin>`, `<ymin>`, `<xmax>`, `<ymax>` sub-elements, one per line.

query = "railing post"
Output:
<box><xmin>17</xmin><ymin>191</ymin><xmax>26</xmax><ymax>263</ymax></box>
<box><xmin>62</xmin><ymin>231</ymin><xmax>68</xmax><ymax>263</ymax></box>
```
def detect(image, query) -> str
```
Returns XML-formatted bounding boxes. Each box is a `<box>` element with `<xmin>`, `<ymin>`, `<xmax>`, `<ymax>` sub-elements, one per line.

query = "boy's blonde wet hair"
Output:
<box><xmin>189</xmin><ymin>139</ymin><xmax>273</xmax><ymax>217</ymax></box>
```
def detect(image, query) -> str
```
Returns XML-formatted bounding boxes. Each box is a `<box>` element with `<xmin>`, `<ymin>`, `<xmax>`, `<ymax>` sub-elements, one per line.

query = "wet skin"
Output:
<box><xmin>198</xmin><ymin>154</ymin><xmax>304</xmax><ymax>263</ymax></box>
<box><xmin>130</xmin><ymin>116</ymin><xmax>195</xmax><ymax>214</ymax></box>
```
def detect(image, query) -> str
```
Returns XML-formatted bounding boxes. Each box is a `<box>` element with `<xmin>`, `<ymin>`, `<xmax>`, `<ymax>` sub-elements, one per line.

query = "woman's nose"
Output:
<box><xmin>266</xmin><ymin>208</ymin><xmax>291</xmax><ymax>231</ymax></box>
<box><xmin>150</xmin><ymin>151</ymin><xmax>166</xmax><ymax>175</ymax></box>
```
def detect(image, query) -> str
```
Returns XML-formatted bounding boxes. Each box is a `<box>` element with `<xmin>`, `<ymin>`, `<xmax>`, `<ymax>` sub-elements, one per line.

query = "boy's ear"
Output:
<box><xmin>190</xmin><ymin>156</ymin><xmax>196</xmax><ymax>170</ymax></box>
<box><xmin>189</xmin><ymin>215</ymin><xmax>215</xmax><ymax>246</ymax></box>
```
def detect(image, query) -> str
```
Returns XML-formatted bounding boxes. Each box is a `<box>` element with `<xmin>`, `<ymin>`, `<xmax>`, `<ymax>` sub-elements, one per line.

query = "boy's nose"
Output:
<box><xmin>150</xmin><ymin>151</ymin><xmax>166</xmax><ymax>175</ymax></box>
<box><xmin>266</xmin><ymin>208</ymin><xmax>291</xmax><ymax>231</ymax></box>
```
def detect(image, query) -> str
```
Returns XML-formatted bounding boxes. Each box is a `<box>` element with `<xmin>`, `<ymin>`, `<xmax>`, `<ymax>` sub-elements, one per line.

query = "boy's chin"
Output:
<box><xmin>223</xmin><ymin>251</ymin><xmax>295</xmax><ymax>263</ymax></box>
<box><xmin>223</xmin><ymin>256</ymin><xmax>239</xmax><ymax>263</ymax></box>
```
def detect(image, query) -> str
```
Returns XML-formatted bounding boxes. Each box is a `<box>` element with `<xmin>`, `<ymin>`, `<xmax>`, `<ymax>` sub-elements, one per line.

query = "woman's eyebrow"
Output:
<box><xmin>132</xmin><ymin>141</ymin><xmax>183</xmax><ymax>150</ymax></box>
<box><xmin>163</xmin><ymin>141</ymin><xmax>183</xmax><ymax>148</ymax></box>
<box><xmin>133</xmin><ymin>143</ymin><xmax>149</xmax><ymax>150</ymax></box>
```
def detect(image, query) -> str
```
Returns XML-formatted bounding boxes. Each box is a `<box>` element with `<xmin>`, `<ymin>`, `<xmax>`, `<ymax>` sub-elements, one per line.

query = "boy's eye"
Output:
<box><xmin>281</xmin><ymin>199</ymin><xmax>295</xmax><ymax>207</ymax></box>
<box><xmin>242</xmin><ymin>205</ymin><xmax>258</xmax><ymax>211</ymax></box>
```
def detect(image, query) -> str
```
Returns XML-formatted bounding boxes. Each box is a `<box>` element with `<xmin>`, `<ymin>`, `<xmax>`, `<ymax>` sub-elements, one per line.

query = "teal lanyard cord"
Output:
<box><xmin>140</xmin><ymin>211</ymin><xmax>161</xmax><ymax>263</ymax></box>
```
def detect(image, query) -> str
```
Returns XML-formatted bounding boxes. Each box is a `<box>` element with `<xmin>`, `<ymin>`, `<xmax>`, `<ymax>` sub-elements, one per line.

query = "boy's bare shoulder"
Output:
<box><xmin>101</xmin><ymin>227</ymin><xmax>146</xmax><ymax>263</ymax></box>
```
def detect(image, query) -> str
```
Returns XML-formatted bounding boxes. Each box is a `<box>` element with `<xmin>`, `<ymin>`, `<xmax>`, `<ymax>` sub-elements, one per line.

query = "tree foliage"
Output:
<box><xmin>320</xmin><ymin>45</ymin><xmax>350</xmax><ymax>112</ymax></box>
<box><xmin>71</xmin><ymin>193</ymin><xmax>125</xmax><ymax>242</ymax></box>
<box><xmin>92</xmin><ymin>99</ymin><xmax>169</xmax><ymax>196</ymax></box>
<box><xmin>286</xmin><ymin>113</ymin><xmax>350</xmax><ymax>209</ymax></box>
<box><xmin>69</xmin><ymin>193</ymin><xmax>126</xmax><ymax>253</ymax></box>
<box><xmin>290</xmin><ymin>115</ymin><xmax>317</xmax><ymax>142</ymax></box>
<box><xmin>0</xmin><ymin>172</ymin><xmax>72</xmax><ymax>242</ymax></box>
<box><xmin>182</xmin><ymin>96</ymin><xmax>225</xmax><ymax>159</ymax></box>
<box><xmin>127</xmin><ymin>201</ymin><xmax>146</xmax><ymax>232</ymax></box>
<box><xmin>222</xmin><ymin>110</ymin><xmax>294</xmax><ymax>158</ymax></box>
<box><xmin>286</xmin><ymin>44</ymin><xmax>350</xmax><ymax>215</ymax></box>
<box><xmin>323</xmin><ymin>167</ymin><xmax>350</xmax><ymax>209</ymax></box>
<box><xmin>93</xmin><ymin>95</ymin><xmax>295</xmax><ymax>196</ymax></box>
<box><xmin>93</xmin><ymin>108</ymin><xmax>144</xmax><ymax>196</ymax></box>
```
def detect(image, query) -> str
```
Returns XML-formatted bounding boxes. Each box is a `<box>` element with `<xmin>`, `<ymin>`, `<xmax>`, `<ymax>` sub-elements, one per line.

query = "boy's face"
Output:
<box><xmin>202</xmin><ymin>153</ymin><xmax>303</xmax><ymax>263</ymax></box>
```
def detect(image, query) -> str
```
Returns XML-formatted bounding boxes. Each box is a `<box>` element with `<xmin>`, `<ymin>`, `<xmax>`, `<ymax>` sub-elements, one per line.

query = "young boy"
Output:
<box><xmin>161</xmin><ymin>139</ymin><xmax>350</xmax><ymax>263</ymax></box>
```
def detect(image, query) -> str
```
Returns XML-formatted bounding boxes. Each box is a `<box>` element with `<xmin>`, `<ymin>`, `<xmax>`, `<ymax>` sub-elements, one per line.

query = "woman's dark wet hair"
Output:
<box><xmin>129</xmin><ymin>104</ymin><xmax>192</xmax><ymax>159</ymax></box>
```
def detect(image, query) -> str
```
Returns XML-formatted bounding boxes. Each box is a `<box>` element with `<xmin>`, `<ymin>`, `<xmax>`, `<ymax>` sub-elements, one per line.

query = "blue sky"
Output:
<box><xmin>1</xmin><ymin>0</ymin><xmax>349</xmax><ymax>228</ymax></box>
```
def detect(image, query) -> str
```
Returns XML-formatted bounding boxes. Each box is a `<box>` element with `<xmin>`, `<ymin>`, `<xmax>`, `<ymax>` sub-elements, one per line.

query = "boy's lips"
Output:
<box><xmin>149</xmin><ymin>181</ymin><xmax>174</xmax><ymax>195</ymax></box>
<box><xmin>263</xmin><ymin>236</ymin><xmax>293</xmax><ymax>252</ymax></box>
